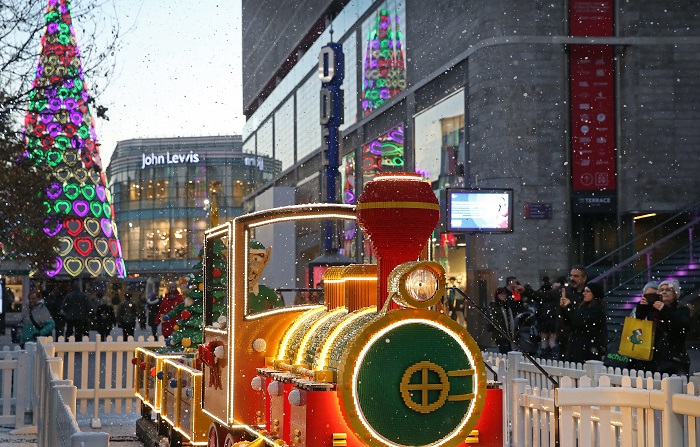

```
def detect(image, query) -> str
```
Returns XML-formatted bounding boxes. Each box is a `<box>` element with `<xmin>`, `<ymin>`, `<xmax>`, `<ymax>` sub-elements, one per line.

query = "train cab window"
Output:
<box><xmin>203</xmin><ymin>232</ymin><xmax>229</xmax><ymax>327</ymax></box>
<box><xmin>245</xmin><ymin>218</ymin><xmax>351</xmax><ymax>316</ymax></box>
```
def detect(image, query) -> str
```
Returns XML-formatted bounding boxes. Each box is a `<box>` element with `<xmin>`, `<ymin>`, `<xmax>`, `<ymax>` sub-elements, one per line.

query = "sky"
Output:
<box><xmin>85</xmin><ymin>1</ymin><xmax>244</xmax><ymax>168</ymax></box>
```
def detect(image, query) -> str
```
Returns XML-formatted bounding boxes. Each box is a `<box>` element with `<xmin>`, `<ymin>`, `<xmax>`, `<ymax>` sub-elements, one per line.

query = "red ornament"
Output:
<box><xmin>213</xmin><ymin>268</ymin><xmax>222</xmax><ymax>278</ymax></box>
<box><xmin>131</xmin><ymin>358</ymin><xmax>138</xmax><ymax>365</ymax></box>
<box><xmin>150</xmin><ymin>367</ymin><xmax>157</xmax><ymax>377</ymax></box>
<box><xmin>139</xmin><ymin>362</ymin><xmax>147</xmax><ymax>370</ymax></box>
<box><xmin>181</xmin><ymin>310</ymin><xmax>191</xmax><ymax>319</ymax></box>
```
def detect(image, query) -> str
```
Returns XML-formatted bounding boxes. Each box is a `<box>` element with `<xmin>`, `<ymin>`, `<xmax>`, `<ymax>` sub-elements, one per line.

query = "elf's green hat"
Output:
<box><xmin>249</xmin><ymin>239</ymin><xmax>266</xmax><ymax>250</ymax></box>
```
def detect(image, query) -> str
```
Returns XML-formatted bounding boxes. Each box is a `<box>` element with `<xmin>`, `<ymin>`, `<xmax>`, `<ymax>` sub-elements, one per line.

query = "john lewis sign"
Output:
<box><xmin>142</xmin><ymin>151</ymin><xmax>201</xmax><ymax>169</ymax></box>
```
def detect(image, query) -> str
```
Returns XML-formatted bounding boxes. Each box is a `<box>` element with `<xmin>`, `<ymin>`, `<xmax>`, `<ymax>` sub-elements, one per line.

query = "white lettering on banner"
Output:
<box><xmin>243</xmin><ymin>156</ymin><xmax>265</xmax><ymax>171</ymax></box>
<box><xmin>579</xmin><ymin>197</ymin><xmax>611</xmax><ymax>204</ymax></box>
<box><xmin>142</xmin><ymin>151</ymin><xmax>201</xmax><ymax>169</ymax></box>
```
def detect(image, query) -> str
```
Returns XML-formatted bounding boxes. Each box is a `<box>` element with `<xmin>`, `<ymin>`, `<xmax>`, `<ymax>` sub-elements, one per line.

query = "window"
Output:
<box><xmin>274</xmin><ymin>97</ymin><xmax>295</xmax><ymax>170</ymax></box>
<box><xmin>258</xmin><ymin>118</ymin><xmax>273</xmax><ymax>158</ymax></box>
<box><xmin>296</xmin><ymin>75</ymin><xmax>321</xmax><ymax>160</ymax></box>
<box><xmin>413</xmin><ymin>90</ymin><xmax>465</xmax><ymax>187</ymax></box>
<box><xmin>341</xmin><ymin>33</ymin><xmax>358</xmax><ymax>131</ymax></box>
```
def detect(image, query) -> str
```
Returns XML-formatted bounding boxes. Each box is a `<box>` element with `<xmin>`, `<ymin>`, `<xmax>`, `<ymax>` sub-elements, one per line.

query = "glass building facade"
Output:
<box><xmin>106</xmin><ymin>136</ymin><xmax>279</xmax><ymax>278</ymax></box>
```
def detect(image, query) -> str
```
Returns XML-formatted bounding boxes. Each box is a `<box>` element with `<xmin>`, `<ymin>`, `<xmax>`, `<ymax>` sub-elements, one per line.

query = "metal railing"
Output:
<box><xmin>588</xmin><ymin>201</ymin><xmax>700</xmax><ymax>289</ymax></box>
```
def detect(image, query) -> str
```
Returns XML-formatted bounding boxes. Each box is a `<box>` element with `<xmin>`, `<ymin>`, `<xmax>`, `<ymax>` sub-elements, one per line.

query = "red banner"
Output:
<box><xmin>569</xmin><ymin>0</ymin><xmax>616</xmax><ymax>192</ymax></box>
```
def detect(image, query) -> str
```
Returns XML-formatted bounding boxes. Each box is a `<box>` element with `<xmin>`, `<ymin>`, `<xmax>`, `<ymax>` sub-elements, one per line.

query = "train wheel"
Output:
<box><xmin>223</xmin><ymin>433</ymin><xmax>236</xmax><ymax>447</ymax></box>
<box><xmin>207</xmin><ymin>423</ymin><xmax>222</xmax><ymax>447</ymax></box>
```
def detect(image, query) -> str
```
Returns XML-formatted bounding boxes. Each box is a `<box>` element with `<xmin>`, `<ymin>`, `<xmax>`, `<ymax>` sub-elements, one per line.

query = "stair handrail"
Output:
<box><xmin>586</xmin><ymin>199</ymin><xmax>700</xmax><ymax>273</ymax></box>
<box><xmin>590</xmin><ymin>215</ymin><xmax>700</xmax><ymax>284</ymax></box>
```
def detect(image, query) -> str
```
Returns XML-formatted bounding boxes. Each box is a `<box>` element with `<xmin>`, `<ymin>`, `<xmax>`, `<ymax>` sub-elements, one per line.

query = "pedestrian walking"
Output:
<box><xmin>116</xmin><ymin>292</ymin><xmax>139</xmax><ymax>339</ymax></box>
<box><xmin>94</xmin><ymin>294</ymin><xmax>116</xmax><ymax>341</ymax></box>
<box><xmin>61</xmin><ymin>281</ymin><xmax>92</xmax><ymax>341</ymax></box>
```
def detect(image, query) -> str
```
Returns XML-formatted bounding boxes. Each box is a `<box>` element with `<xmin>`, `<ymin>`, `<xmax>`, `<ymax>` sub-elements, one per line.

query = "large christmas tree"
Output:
<box><xmin>23</xmin><ymin>0</ymin><xmax>125</xmax><ymax>278</ymax></box>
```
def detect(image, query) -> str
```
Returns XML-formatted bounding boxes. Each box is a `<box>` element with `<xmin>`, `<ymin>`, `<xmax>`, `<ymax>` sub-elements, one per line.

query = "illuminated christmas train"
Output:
<box><xmin>134</xmin><ymin>173</ymin><xmax>500</xmax><ymax>447</ymax></box>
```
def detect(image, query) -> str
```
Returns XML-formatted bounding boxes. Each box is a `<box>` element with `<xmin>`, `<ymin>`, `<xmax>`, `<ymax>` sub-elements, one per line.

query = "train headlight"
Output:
<box><xmin>389</xmin><ymin>261</ymin><xmax>445</xmax><ymax>309</ymax></box>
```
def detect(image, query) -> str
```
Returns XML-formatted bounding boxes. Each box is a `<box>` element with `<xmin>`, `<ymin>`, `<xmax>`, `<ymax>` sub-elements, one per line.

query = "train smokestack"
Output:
<box><xmin>356</xmin><ymin>173</ymin><xmax>439</xmax><ymax>309</ymax></box>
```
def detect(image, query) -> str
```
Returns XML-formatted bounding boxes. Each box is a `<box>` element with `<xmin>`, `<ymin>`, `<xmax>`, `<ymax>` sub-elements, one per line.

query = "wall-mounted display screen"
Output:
<box><xmin>447</xmin><ymin>189</ymin><xmax>513</xmax><ymax>232</ymax></box>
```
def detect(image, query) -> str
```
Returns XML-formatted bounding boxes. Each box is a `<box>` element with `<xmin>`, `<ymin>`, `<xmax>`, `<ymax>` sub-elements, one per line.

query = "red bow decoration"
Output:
<box><xmin>198</xmin><ymin>341</ymin><xmax>224</xmax><ymax>390</ymax></box>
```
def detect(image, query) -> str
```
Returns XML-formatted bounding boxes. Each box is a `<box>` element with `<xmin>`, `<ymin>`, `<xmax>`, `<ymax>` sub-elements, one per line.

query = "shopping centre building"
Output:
<box><xmin>106</xmin><ymin>135</ymin><xmax>279</xmax><ymax>280</ymax></box>
<box><xmin>240</xmin><ymin>0</ymin><xmax>700</xmax><ymax>304</ymax></box>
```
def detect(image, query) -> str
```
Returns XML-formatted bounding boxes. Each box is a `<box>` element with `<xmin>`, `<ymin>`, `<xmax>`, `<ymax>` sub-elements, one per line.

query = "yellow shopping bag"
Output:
<box><xmin>618</xmin><ymin>316</ymin><xmax>655</xmax><ymax>361</ymax></box>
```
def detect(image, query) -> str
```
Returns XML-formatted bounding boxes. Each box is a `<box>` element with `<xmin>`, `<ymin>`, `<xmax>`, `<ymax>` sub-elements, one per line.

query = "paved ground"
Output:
<box><xmin>0</xmin><ymin>413</ymin><xmax>144</xmax><ymax>447</ymax></box>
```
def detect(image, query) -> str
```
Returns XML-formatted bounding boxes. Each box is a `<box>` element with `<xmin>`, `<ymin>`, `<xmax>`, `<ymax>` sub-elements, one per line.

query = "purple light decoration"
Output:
<box><xmin>44</xmin><ymin>222</ymin><xmax>62</xmax><ymax>237</ymax></box>
<box><xmin>71</xmin><ymin>137</ymin><xmax>84</xmax><ymax>150</ymax></box>
<box><xmin>46</xmin><ymin>182</ymin><xmax>62</xmax><ymax>200</ymax></box>
<box><xmin>64</xmin><ymin>98</ymin><xmax>77</xmax><ymax>110</ymax></box>
<box><xmin>344</xmin><ymin>190</ymin><xmax>355</xmax><ymax>204</ymax></box>
<box><xmin>116</xmin><ymin>258</ymin><xmax>125</xmax><ymax>277</ymax></box>
<box><xmin>73</xmin><ymin>200</ymin><xmax>89</xmax><ymax>217</ymax></box>
<box><xmin>47</xmin><ymin>22</ymin><xmax>59</xmax><ymax>34</ymax></box>
<box><xmin>47</xmin><ymin>122</ymin><xmax>62</xmax><ymax>137</ymax></box>
<box><xmin>45</xmin><ymin>257</ymin><xmax>63</xmax><ymax>277</ymax></box>
<box><xmin>96</xmin><ymin>185</ymin><xmax>106</xmax><ymax>202</ymax></box>
<box><xmin>100</xmin><ymin>218</ymin><xmax>113</xmax><ymax>237</ymax></box>
<box><xmin>69</xmin><ymin>111</ymin><xmax>82</xmax><ymax>126</ymax></box>
<box><xmin>387</xmin><ymin>125</ymin><xmax>404</xmax><ymax>143</ymax></box>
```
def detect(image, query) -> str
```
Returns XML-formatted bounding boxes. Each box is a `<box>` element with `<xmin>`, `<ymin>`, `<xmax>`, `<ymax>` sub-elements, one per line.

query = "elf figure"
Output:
<box><xmin>247</xmin><ymin>240</ymin><xmax>284</xmax><ymax>314</ymax></box>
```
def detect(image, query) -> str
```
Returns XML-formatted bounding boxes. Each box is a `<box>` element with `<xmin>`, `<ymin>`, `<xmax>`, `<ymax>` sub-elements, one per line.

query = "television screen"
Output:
<box><xmin>447</xmin><ymin>189</ymin><xmax>513</xmax><ymax>232</ymax></box>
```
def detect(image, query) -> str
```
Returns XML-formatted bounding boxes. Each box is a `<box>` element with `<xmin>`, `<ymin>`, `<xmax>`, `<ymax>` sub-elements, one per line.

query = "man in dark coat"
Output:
<box><xmin>559</xmin><ymin>282</ymin><xmax>607</xmax><ymax>363</ymax></box>
<box><xmin>634</xmin><ymin>279</ymin><xmax>691</xmax><ymax>375</ymax></box>
<box><xmin>61</xmin><ymin>281</ymin><xmax>92</xmax><ymax>341</ymax></box>
<box><xmin>488</xmin><ymin>287</ymin><xmax>517</xmax><ymax>353</ymax></box>
<box><xmin>524</xmin><ymin>265</ymin><xmax>589</xmax><ymax>359</ymax></box>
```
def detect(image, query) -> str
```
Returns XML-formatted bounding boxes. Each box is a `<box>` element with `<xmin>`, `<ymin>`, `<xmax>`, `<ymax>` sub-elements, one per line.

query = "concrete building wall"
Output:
<box><xmin>617</xmin><ymin>1</ymin><xmax>700</xmax><ymax>211</ymax></box>
<box><xmin>242</xmin><ymin>0</ymin><xmax>700</xmax><ymax>286</ymax></box>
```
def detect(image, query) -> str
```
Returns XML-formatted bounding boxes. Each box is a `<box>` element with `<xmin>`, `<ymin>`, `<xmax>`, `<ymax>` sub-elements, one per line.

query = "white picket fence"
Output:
<box><xmin>0</xmin><ymin>338</ymin><xmax>698</xmax><ymax>446</ymax></box>
<box><xmin>0</xmin><ymin>346</ymin><xmax>29</xmax><ymax>428</ymax></box>
<box><xmin>44</xmin><ymin>334</ymin><xmax>165</xmax><ymax>427</ymax></box>
<box><xmin>8</xmin><ymin>335</ymin><xmax>164</xmax><ymax>446</ymax></box>
<box><xmin>32</xmin><ymin>341</ymin><xmax>109</xmax><ymax>447</ymax></box>
<box><xmin>484</xmin><ymin>351</ymin><xmax>700</xmax><ymax>446</ymax></box>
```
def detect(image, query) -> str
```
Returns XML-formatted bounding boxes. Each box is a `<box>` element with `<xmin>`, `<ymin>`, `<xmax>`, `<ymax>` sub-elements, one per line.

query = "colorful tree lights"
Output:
<box><xmin>23</xmin><ymin>0</ymin><xmax>125</xmax><ymax>278</ymax></box>
<box><xmin>164</xmin><ymin>241</ymin><xmax>227</xmax><ymax>351</ymax></box>
<box><xmin>361</xmin><ymin>8</ymin><xmax>406</xmax><ymax>117</ymax></box>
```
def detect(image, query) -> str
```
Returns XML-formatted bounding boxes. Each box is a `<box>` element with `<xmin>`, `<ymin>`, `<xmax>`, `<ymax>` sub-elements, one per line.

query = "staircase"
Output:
<box><xmin>584</xmin><ymin>203</ymin><xmax>700</xmax><ymax>337</ymax></box>
<box><xmin>604</xmin><ymin>237</ymin><xmax>700</xmax><ymax>335</ymax></box>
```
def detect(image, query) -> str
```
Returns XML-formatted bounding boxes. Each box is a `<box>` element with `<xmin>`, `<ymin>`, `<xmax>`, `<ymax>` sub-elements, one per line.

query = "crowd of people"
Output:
<box><xmin>486</xmin><ymin>266</ymin><xmax>692</xmax><ymax>376</ymax></box>
<box><xmin>17</xmin><ymin>268</ymin><xmax>694</xmax><ymax>377</ymax></box>
<box><xmin>20</xmin><ymin>279</ymin><xmax>183</xmax><ymax>346</ymax></box>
